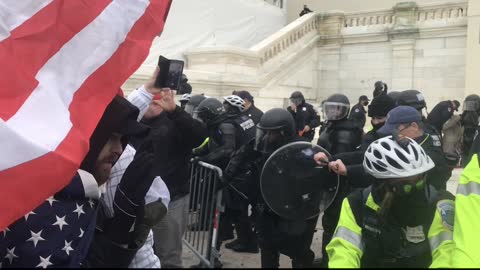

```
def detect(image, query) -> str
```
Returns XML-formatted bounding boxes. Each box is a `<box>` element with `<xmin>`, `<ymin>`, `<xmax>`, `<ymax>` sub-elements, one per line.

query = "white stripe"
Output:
<box><xmin>0</xmin><ymin>0</ymin><xmax>151</xmax><ymax>171</ymax></box>
<box><xmin>0</xmin><ymin>0</ymin><xmax>53</xmax><ymax>42</ymax></box>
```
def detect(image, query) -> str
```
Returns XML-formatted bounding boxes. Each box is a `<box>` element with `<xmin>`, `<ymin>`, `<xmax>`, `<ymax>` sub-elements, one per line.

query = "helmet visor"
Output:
<box><xmin>463</xmin><ymin>100</ymin><xmax>479</xmax><ymax>112</ymax></box>
<box><xmin>254</xmin><ymin>129</ymin><xmax>285</xmax><ymax>154</ymax></box>
<box><xmin>322</xmin><ymin>102</ymin><xmax>349</xmax><ymax>121</ymax></box>
<box><xmin>290</xmin><ymin>97</ymin><xmax>303</xmax><ymax>106</ymax></box>
<box><xmin>185</xmin><ymin>104</ymin><xmax>197</xmax><ymax>115</ymax></box>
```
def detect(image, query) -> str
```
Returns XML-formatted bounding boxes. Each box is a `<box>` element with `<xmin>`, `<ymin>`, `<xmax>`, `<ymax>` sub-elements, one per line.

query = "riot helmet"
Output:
<box><xmin>223</xmin><ymin>95</ymin><xmax>245</xmax><ymax>115</ymax></box>
<box><xmin>322</xmin><ymin>94</ymin><xmax>350</xmax><ymax>121</ymax></box>
<box><xmin>193</xmin><ymin>98</ymin><xmax>225</xmax><ymax>124</ymax></box>
<box><xmin>185</xmin><ymin>94</ymin><xmax>206</xmax><ymax>115</ymax></box>
<box><xmin>179</xmin><ymin>94</ymin><xmax>191</xmax><ymax>109</ymax></box>
<box><xmin>387</xmin><ymin>91</ymin><xmax>401</xmax><ymax>104</ymax></box>
<box><xmin>463</xmin><ymin>94</ymin><xmax>480</xmax><ymax>113</ymax></box>
<box><xmin>255</xmin><ymin>108</ymin><xmax>296</xmax><ymax>154</ymax></box>
<box><xmin>397</xmin><ymin>90</ymin><xmax>427</xmax><ymax>111</ymax></box>
<box><xmin>289</xmin><ymin>91</ymin><xmax>305</xmax><ymax>106</ymax></box>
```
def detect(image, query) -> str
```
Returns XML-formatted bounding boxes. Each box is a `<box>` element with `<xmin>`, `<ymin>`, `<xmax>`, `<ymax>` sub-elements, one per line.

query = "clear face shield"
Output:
<box><xmin>463</xmin><ymin>100</ymin><xmax>479</xmax><ymax>112</ymax></box>
<box><xmin>290</xmin><ymin>97</ymin><xmax>303</xmax><ymax>107</ymax></box>
<box><xmin>185</xmin><ymin>104</ymin><xmax>197</xmax><ymax>116</ymax></box>
<box><xmin>322</xmin><ymin>102</ymin><xmax>349</xmax><ymax>121</ymax></box>
<box><xmin>192</xmin><ymin>110</ymin><xmax>204</xmax><ymax>123</ymax></box>
<box><xmin>254</xmin><ymin>129</ymin><xmax>286</xmax><ymax>154</ymax></box>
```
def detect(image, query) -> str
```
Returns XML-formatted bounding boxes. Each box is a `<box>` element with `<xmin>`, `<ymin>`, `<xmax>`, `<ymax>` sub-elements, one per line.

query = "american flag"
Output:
<box><xmin>0</xmin><ymin>171</ymin><xmax>100</xmax><ymax>268</ymax></box>
<box><xmin>0</xmin><ymin>0</ymin><xmax>171</xmax><ymax>231</ymax></box>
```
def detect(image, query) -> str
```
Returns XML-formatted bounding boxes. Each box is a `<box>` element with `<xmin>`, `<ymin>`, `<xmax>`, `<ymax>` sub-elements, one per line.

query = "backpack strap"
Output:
<box><xmin>347</xmin><ymin>187</ymin><xmax>370</xmax><ymax>226</ymax></box>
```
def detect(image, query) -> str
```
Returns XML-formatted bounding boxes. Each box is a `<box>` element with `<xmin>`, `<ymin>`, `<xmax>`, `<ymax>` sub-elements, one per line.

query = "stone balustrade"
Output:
<box><xmin>344</xmin><ymin>10</ymin><xmax>395</xmax><ymax>28</ymax></box>
<box><xmin>250</xmin><ymin>13</ymin><xmax>319</xmax><ymax>64</ymax></box>
<box><xmin>417</xmin><ymin>3</ymin><xmax>468</xmax><ymax>22</ymax></box>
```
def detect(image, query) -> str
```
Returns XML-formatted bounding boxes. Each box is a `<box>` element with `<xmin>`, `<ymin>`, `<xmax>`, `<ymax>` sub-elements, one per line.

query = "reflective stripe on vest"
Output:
<box><xmin>457</xmin><ymin>182</ymin><xmax>480</xmax><ymax>196</ymax></box>
<box><xmin>334</xmin><ymin>226</ymin><xmax>364</xmax><ymax>252</ymax></box>
<box><xmin>429</xmin><ymin>231</ymin><xmax>453</xmax><ymax>251</ymax></box>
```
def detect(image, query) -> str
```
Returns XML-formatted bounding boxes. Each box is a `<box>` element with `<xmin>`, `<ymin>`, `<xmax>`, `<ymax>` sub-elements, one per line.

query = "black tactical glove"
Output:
<box><xmin>106</xmin><ymin>144</ymin><xmax>155</xmax><ymax>246</ymax></box>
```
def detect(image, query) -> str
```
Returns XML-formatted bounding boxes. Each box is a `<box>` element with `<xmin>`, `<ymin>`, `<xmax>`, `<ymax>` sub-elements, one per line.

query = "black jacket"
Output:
<box><xmin>427</xmin><ymin>101</ymin><xmax>455</xmax><ymax>132</ymax></box>
<box><xmin>416</xmin><ymin>134</ymin><xmax>451</xmax><ymax>190</ymax></box>
<box><xmin>243</xmin><ymin>104</ymin><xmax>264</xmax><ymax>125</ymax></box>
<box><xmin>287</xmin><ymin>102</ymin><xmax>321</xmax><ymax>140</ymax></box>
<box><xmin>317</xmin><ymin>119</ymin><xmax>363</xmax><ymax>156</ymax></box>
<box><xmin>349</xmin><ymin>103</ymin><xmax>367</xmax><ymax>128</ymax></box>
<box><xmin>142</xmin><ymin>106</ymin><xmax>208</xmax><ymax>200</ymax></box>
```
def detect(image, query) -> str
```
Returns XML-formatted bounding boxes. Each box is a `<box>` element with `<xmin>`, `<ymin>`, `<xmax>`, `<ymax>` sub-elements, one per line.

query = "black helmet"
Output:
<box><xmin>255</xmin><ymin>108</ymin><xmax>296</xmax><ymax>154</ymax></box>
<box><xmin>387</xmin><ymin>91</ymin><xmax>401</xmax><ymax>104</ymax></box>
<box><xmin>185</xmin><ymin>94</ymin><xmax>206</xmax><ymax>115</ymax></box>
<box><xmin>193</xmin><ymin>98</ymin><xmax>225</xmax><ymax>124</ymax></box>
<box><xmin>463</xmin><ymin>94</ymin><xmax>480</xmax><ymax>112</ymax></box>
<box><xmin>397</xmin><ymin>90</ymin><xmax>426</xmax><ymax>110</ymax></box>
<box><xmin>289</xmin><ymin>91</ymin><xmax>305</xmax><ymax>106</ymax></box>
<box><xmin>323</xmin><ymin>94</ymin><xmax>350</xmax><ymax>121</ymax></box>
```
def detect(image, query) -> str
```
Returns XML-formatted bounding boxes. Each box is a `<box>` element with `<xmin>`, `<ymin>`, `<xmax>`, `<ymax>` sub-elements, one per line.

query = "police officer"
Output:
<box><xmin>373</xmin><ymin>81</ymin><xmax>388</xmax><ymax>98</ymax></box>
<box><xmin>427</xmin><ymin>99</ymin><xmax>460</xmax><ymax>134</ymax></box>
<box><xmin>184</xmin><ymin>94</ymin><xmax>206</xmax><ymax>116</ymax></box>
<box><xmin>235</xmin><ymin>90</ymin><xmax>264</xmax><ymax>124</ymax></box>
<box><xmin>223</xmin><ymin>108</ymin><xmax>318</xmax><ymax>268</ymax></box>
<box><xmin>316</xmin><ymin>93</ymin><xmax>363</xmax><ymax>266</ymax></box>
<box><xmin>460</xmin><ymin>94</ymin><xmax>480</xmax><ymax>166</ymax></box>
<box><xmin>287</xmin><ymin>91</ymin><xmax>321</xmax><ymax>142</ymax></box>
<box><xmin>317</xmin><ymin>94</ymin><xmax>363</xmax><ymax>155</ymax></box>
<box><xmin>449</xmin><ymin>131</ymin><xmax>480</xmax><ymax>267</ymax></box>
<box><xmin>325</xmin><ymin>136</ymin><xmax>455</xmax><ymax>268</ymax></box>
<box><xmin>396</xmin><ymin>90</ymin><xmax>442</xmax><ymax>142</ymax></box>
<box><xmin>179</xmin><ymin>93</ymin><xmax>191</xmax><ymax>110</ymax></box>
<box><xmin>314</xmin><ymin>93</ymin><xmax>397</xmax><ymax>188</ymax></box>
<box><xmin>349</xmin><ymin>95</ymin><xmax>369</xmax><ymax>129</ymax></box>
<box><xmin>378</xmin><ymin>106</ymin><xmax>452</xmax><ymax>191</ymax></box>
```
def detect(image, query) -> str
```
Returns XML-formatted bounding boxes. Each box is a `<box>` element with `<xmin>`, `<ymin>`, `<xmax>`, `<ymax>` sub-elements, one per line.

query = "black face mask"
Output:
<box><xmin>371</xmin><ymin>120</ymin><xmax>385</xmax><ymax>131</ymax></box>
<box><xmin>363</xmin><ymin>101</ymin><xmax>369</xmax><ymax>106</ymax></box>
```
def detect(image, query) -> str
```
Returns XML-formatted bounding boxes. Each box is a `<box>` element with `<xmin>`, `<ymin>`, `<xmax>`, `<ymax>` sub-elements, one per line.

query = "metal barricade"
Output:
<box><xmin>184</xmin><ymin>161</ymin><xmax>224</xmax><ymax>268</ymax></box>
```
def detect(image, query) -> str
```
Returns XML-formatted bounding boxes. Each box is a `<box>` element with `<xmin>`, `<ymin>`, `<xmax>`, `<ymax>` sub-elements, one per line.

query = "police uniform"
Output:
<box><xmin>287</xmin><ymin>103</ymin><xmax>321</xmax><ymax>141</ymax></box>
<box><xmin>326</xmin><ymin>185</ymin><xmax>455</xmax><ymax>268</ymax></box>
<box><xmin>243</xmin><ymin>104</ymin><xmax>264</xmax><ymax>125</ymax></box>
<box><xmin>450</xmin><ymin>150</ymin><xmax>480</xmax><ymax>267</ymax></box>
<box><xmin>416</xmin><ymin>134</ymin><xmax>451</xmax><ymax>191</ymax></box>
<box><xmin>427</xmin><ymin>101</ymin><xmax>457</xmax><ymax>134</ymax></box>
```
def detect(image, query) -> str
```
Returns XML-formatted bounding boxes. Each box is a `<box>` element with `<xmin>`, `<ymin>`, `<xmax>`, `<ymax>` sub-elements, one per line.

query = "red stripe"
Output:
<box><xmin>0</xmin><ymin>0</ymin><xmax>112</xmax><ymax>121</ymax></box>
<box><xmin>0</xmin><ymin>0</ymin><xmax>172</xmax><ymax>231</ymax></box>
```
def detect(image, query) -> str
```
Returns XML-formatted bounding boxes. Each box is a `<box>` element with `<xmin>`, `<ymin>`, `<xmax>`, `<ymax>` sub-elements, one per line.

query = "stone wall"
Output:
<box><xmin>123</xmin><ymin>1</ymin><xmax>471</xmax><ymax>113</ymax></box>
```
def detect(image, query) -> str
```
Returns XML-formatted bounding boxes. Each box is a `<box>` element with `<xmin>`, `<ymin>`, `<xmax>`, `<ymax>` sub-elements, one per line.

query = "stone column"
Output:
<box><xmin>465</xmin><ymin>0</ymin><xmax>480</xmax><ymax>95</ymax></box>
<box><xmin>389</xmin><ymin>2</ymin><xmax>419</xmax><ymax>90</ymax></box>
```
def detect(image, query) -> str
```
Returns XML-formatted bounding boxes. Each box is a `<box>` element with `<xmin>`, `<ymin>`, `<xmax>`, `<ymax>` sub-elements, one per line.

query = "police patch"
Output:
<box><xmin>431</xmin><ymin>135</ymin><xmax>442</xmax><ymax>147</ymax></box>
<box><xmin>355</xmin><ymin>109</ymin><xmax>360</xmax><ymax>113</ymax></box>
<box><xmin>437</xmin><ymin>200</ymin><xmax>454</xmax><ymax>231</ymax></box>
<box><xmin>303</xmin><ymin>107</ymin><xmax>307</xmax><ymax>112</ymax></box>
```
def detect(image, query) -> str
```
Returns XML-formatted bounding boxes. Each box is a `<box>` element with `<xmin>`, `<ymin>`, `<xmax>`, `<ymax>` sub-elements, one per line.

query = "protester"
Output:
<box><xmin>299</xmin><ymin>5</ymin><xmax>313</xmax><ymax>17</ymax></box>
<box><xmin>442</xmin><ymin>114</ymin><xmax>463</xmax><ymax>166</ymax></box>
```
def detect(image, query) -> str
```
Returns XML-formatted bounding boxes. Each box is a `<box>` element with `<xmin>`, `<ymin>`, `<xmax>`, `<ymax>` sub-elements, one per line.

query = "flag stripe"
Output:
<box><xmin>0</xmin><ymin>0</ymin><xmax>112</xmax><ymax>121</ymax></box>
<box><xmin>0</xmin><ymin>0</ymin><xmax>53</xmax><ymax>42</ymax></box>
<box><xmin>0</xmin><ymin>0</ymin><xmax>150</xmax><ymax>171</ymax></box>
<box><xmin>0</xmin><ymin>0</ymin><xmax>171</xmax><ymax>231</ymax></box>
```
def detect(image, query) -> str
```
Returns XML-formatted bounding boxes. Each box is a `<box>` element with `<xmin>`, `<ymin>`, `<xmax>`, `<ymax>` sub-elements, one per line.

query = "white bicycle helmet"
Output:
<box><xmin>223</xmin><ymin>95</ymin><xmax>246</xmax><ymax>111</ymax></box>
<box><xmin>363</xmin><ymin>136</ymin><xmax>435</xmax><ymax>179</ymax></box>
<box><xmin>180</xmin><ymin>94</ymin><xmax>192</xmax><ymax>102</ymax></box>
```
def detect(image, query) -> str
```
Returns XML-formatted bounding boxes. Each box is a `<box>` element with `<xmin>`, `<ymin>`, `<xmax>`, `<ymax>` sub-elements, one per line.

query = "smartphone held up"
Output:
<box><xmin>154</xmin><ymin>55</ymin><xmax>185</xmax><ymax>90</ymax></box>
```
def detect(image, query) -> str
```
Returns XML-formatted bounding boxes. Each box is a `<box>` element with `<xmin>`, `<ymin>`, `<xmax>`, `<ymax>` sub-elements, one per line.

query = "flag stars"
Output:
<box><xmin>88</xmin><ymin>199</ymin><xmax>95</xmax><ymax>208</ymax></box>
<box><xmin>62</xmin><ymin>240</ymin><xmax>74</xmax><ymax>255</ymax></box>
<box><xmin>52</xmin><ymin>215</ymin><xmax>69</xmax><ymax>231</ymax></box>
<box><xmin>73</xmin><ymin>203</ymin><xmax>85</xmax><ymax>218</ymax></box>
<box><xmin>79</xmin><ymin>228</ymin><xmax>84</xmax><ymax>238</ymax></box>
<box><xmin>36</xmin><ymin>255</ymin><xmax>53</xmax><ymax>268</ymax></box>
<box><xmin>24</xmin><ymin>211</ymin><xmax>36</xmax><ymax>221</ymax></box>
<box><xmin>27</xmin><ymin>230</ymin><xmax>45</xmax><ymax>247</ymax></box>
<box><xmin>5</xmin><ymin>247</ymin><xmax>18</xmax><ymax>264</ymax></box>
<box><xmin>46</xmin><ymin>196</ymin><xmax>59</xmax><ymax>206</ymax></box>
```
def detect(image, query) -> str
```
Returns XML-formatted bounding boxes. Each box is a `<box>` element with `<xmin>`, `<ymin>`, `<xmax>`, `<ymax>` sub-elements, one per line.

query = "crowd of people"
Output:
<box><xmin>1</xmin><ymin>62</ymin><xmax>479</xmax><ymax>268</ymax></box>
